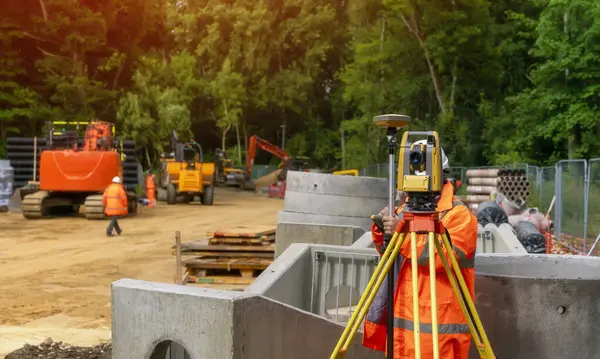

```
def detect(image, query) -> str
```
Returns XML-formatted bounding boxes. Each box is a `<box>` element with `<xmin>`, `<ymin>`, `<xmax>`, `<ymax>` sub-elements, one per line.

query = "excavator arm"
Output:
<box><xmin>245</xmin><ymin>135</ymin><xmax>290</xmax><ymax>179</ymax></box>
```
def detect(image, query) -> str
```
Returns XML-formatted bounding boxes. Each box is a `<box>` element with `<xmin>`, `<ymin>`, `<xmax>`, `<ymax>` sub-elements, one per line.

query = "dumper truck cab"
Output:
<box><xmin>159</xmin><ymin>136</ymin><xmax>215</xmax><ymax>205</ymax></box>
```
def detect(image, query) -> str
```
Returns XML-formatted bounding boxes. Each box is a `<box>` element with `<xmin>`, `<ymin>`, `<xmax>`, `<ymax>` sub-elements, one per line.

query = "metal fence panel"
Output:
<box><xmin>587</xmin><ymin>159</ymin><xmax>600</xmax><ymax>255</ymax></box>
<box><xmin>360</xmin><ymin>163</ymin><xmax>388</xmax><ymax>178</ymax></box>
<box><xmin>539</xmin><ymin>166</ymin><xmax>555</xmax><ymax>213</ymax></box>
<box><xmin>555</xmin><ymin>160</ymin><xmax>587</xmax><ymax>254</ymax></box>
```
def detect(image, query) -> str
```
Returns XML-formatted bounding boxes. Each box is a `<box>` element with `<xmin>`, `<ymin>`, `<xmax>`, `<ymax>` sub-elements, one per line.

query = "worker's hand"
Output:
<box><xmin>383</xmin><ymin>215</ymin><xmax>401</xmax><ymax>236</ymax></box>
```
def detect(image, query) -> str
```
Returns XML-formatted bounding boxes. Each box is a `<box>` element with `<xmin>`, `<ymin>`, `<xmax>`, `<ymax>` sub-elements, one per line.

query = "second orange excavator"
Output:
<box><xmin>241</xmin><ymin>135</ymin><xmax>310</xmax><ymax>194</ymax></box>
<box><xmin>21</xmin><ymin>120</ymin><xmax>138</xmax><ymax>219</ymax></box>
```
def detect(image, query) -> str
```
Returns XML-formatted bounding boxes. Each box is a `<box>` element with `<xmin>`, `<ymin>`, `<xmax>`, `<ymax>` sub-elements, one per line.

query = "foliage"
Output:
<box><xmin>1</xmin><ymin>0</ymin><xmax>599</xmax><ymax>167</ymax></box>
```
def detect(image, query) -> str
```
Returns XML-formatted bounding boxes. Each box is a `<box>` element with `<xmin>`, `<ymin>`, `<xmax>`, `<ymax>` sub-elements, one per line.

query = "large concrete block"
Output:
<box><xmin>284</xmin><ymin>192</ymin><xmax>387</xmax><ymax>217</ymax></box>
<box><xmin>285</xmin><ymin>171</ymin><xmax>388</xmax><ymax>198</ymax></box>
<box><xmin>111</xmin><ymin>278</ymin><xmax>378</xmax><ymax>359</ymax></box>
<box><xmin>250</xmin><ymin>244</ymin><xmax>600</xmax><ymax>359</ymax></box>
<box><xmin>275</xmin><ymin>222</ymin><xmax>364</xmax><ymax>258</ymax></box>
<box><xmin>284</xmin><ymin>172</ymin><xmax>387</xmax><ymax>218</ymax></box>
<box><xmin>277</xmin><ymin>211</ymin><xmax>374</xmax><ymax>232</ymax></box>
<box><xmin>475</xmin><ymin>254</ymin><xmax>600</xmax><ymax>359</ymax></box>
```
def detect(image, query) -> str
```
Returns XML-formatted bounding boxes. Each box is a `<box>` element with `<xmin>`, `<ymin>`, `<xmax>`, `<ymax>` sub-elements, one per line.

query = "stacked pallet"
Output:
<box><xmin>175</xmin><ymin>226</ymin><xmax>276</xmax><ymax>285</ymax></box>
<box><xmin>465</xmin><ymin>168</ymin><xmax>530</xmax><ymax>212</ymax></box>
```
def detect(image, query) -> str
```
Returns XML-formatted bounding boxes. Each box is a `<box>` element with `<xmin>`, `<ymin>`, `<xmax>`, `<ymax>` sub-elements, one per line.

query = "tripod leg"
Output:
<box><xmin>433</xmin><ymin>234</ymin><xmax>496</xmax><ymax>359</ymax></box>
<box><xmin>330</xmin><ymin>232</ymin><xmax>407</xmax><ymax>359</ymax></box>
<box><xmin>410</xmin><ymin>232</ymin><xmax>421</xmax><ymax>359</ymax></box>
<box><xmin>428</xmin><ymin>232</ymin><xmax>440</xmax><ymax>359</ymax></box>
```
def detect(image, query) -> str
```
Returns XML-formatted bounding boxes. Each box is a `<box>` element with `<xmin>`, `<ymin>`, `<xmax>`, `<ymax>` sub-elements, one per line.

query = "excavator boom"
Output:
<box><xmin>246</xmin><ymin>135</ymin><xmax>290</xmax><ymax>179</ymax></box>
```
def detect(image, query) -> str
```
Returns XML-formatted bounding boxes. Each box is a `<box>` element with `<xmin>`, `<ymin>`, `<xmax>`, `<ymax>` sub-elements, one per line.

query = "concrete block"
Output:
<box><xmin>474</xmin><ymin>254</ymin><xmax>600</xmax><ymax>359</ymax></box>
<box><xmin>112</xmin><ymin>278</ymin><xmax>378</xmax><ymax>359</ymax></box>
<box><xmin>250</xmin><ymin>244</ymin><xmax>600</xmax><ymax>359</ymax></box>
<box><xmin>285</xmin><ymin>171</ymin><xmax>387</xmax><ymax>198</ymax></box>
<box><xmin>277</xmin><ymin>211</ymin><xmax>374</xmax><ymax>231</ymax></box>
<box><xmin>284</xmin><ymin>192</ymin><xmax>386</xmax><ymax>217</ymax></box>
<box><xmin>275</xmin><ymin>222</ymin><xmax>364</xmax><ymax>258</ymax></box>
<box><xmin>483</xmin><ymin>223</ymin><xmax>527</xmax><ymax>253</ymax></box>
<box><xmin>112</xmin><ymin>279</ymin><xmax>245</xmax><ymax>359</ymax></box>
<box><xmin>351</xmin><ymin>231</ymin><xmax>374</xmax><ymax>249</ymax></box>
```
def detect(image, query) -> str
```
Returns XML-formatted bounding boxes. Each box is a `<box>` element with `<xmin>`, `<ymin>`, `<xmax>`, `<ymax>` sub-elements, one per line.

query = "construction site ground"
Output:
<box><xmin>0</xmin><ymin>188</ymin><xmax>283</xmax><ymax>357</ymax></box>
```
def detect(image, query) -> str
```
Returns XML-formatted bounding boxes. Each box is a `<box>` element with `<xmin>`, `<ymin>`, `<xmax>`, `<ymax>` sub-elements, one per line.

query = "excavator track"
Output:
<box><xmin>21</xmin><ymin>191</ymin><xmax>50</xmax><ymax>219</ymax></box>
<box><xmin>84</xmin><ymin>194</ymin><xmax>106</xmax><ymax>220</ymax></box>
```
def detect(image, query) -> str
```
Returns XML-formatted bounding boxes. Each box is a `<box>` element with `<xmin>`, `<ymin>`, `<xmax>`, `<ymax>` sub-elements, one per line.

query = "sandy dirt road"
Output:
<box><xmin>0</xmin><ymin>188</ymin><xmax>283</xmax><ymax>357</ymax></box>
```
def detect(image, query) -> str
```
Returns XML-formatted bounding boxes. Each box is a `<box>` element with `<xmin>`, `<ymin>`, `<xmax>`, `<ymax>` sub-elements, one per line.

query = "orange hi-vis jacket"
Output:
<box><xmin>145</xmin><ymin>174</ymin><xmax>156</xmax><ymax>208</ymax></box>
<box><xmin>102</xmin><ymin>183</ymin><xmax>129</xmax><ymax>216</ymax></box>
<box><xmin>146</xmin><ymin>174</ymin><xmax>156</xmax><ymax>190</ymax></box>
<box><xmin>363</xmin><ymin>181</ymin><xmax>478</xmax><ymax>359</ymax></box>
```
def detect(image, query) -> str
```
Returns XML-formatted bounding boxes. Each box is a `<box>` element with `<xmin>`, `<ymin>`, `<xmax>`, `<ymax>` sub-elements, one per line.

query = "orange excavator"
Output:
<box><xmin>21</xmin><ymin>120</ymin><xmax>137</xmax><ymax>219</ymax></box>
<box><xmin>241</xmin><ymin>135</ymin><xmax>310</xmax><ymax>195</ymax></box>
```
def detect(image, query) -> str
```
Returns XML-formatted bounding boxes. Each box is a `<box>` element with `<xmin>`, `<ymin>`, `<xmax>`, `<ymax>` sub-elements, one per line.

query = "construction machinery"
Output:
<box><xmin>18</xmin><ymin>120</ymin><xmax>139</xmax><ymax>219</ymax></box>
<box><xmin>215</xmin><ymin>148</ymin><xmax>245</xmax><ymax>187</ymax></box>
<box><xmin>158</xmin><ymin>132</ymin><xmax>215</xmax><ymax>205</ymax></box>
<box><xmin>241</xmin><ymin>135</ymin><xmax>310</xmax><ymax>195</ymax></box>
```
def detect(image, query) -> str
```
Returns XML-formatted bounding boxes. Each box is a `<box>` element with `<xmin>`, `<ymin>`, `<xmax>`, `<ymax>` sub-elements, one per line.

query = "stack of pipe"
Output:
<box><xmin>465</xmin><ymin>168</ymin><xmax>530</xmax><ymax>212</ymax></box>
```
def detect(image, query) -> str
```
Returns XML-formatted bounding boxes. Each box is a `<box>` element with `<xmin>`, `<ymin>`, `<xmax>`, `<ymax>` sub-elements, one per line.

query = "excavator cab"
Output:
<box><xmin>215</xmin><ymin>148</ymin><xmax>244</xmax><ymax>187</ymax></box>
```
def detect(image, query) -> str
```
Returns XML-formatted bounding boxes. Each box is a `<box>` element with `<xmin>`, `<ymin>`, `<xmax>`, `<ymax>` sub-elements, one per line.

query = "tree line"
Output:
<box><xmin>1</xmin><ymin>0</ymin><xmax>599</xmax><ymax>169</ymax></box>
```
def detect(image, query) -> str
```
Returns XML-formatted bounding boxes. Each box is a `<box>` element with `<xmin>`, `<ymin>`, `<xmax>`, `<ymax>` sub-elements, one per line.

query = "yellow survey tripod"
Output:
<box><xmin>329</xmin><ymin>115</ymin><xmax>496</xmax><ymax>359</ymax></box>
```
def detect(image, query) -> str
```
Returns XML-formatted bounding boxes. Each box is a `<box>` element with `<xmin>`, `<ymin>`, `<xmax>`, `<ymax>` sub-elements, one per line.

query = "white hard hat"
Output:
<box><xmin>112</xmin><ymin>176</ymin><xmax>121</xmax><ymax>184</ymax></box>
<box><xmin>412</xmin><ymin>139</ymin><xmax>449</xmax><ymax>173</ymax></box>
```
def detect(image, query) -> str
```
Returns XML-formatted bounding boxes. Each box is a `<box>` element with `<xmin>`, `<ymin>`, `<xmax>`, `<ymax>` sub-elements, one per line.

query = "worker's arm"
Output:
<box><xmin>399</xmin><ymin>205</ymin><xmax>477</xmax><ymax>272</ymax></box>
<box><xmin>102</xmin><ymin>189</ymin><xmax>108</xmax><ymax>207</ymax></box>
<box><xmin>119</xmin><ymin>186</ymin><xmax>128</xmax><ymax>209</ymax></box>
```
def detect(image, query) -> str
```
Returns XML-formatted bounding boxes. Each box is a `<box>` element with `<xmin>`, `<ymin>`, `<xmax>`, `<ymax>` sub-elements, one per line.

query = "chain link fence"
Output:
<box><xmin>357</xmin><ymin>158</ymin><xmax>600</xmax><ymax>256</ymax></box>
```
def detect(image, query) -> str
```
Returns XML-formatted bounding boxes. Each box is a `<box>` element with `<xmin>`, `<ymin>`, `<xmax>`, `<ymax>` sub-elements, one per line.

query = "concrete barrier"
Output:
<box><xmin>247</xmin><ymin>244</ymin><xmax>600</xmax><ymax>359</ymax></box>
<box><xmin>111</xmin><ymin>279</ymin><xmax>377</xmax><ymax>359</ymax></box>
<box><xmin>275</xmin><ymin>222</ymin><xmax>364</xmax><ymax>258</ymax></box>
<box><xmin>279</xmin><ymin>171</ymin><xmax>387</xmax><ymax>232</ymax></box>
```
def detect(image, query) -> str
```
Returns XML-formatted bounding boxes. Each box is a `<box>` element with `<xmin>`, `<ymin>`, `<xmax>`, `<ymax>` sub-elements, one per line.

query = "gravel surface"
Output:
<box><xmin>5</xmin><ymin>338</ymin><xmax>111</xmax><ymax>359</ymax></box>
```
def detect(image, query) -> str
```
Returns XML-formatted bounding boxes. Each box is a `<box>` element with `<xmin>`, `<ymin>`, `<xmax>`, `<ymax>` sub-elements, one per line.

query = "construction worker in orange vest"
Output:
<box><xmin>363</xmin><ymin>140</ymin><xmax>478</xmax><ymax>359</ymax></box>
<box><xmin>145</xmin><ymin>170</ymin><xmax>156</xmax><ymax>208</ymax></box>
<box><xmin>102</xmin><ymin>176</ymin><xmax>128</xmax><ymax>237</ymax></box>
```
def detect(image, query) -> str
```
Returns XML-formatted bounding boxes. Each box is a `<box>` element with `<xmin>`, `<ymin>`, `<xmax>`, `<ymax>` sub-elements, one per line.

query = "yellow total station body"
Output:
<box><xmin>397</xmin><ymin>131</ymin><xmax>443</xmax><ymax>193</ymax></box>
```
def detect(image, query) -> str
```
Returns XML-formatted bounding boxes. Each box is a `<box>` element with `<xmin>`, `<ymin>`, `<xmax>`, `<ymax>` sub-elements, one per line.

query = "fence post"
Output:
<box><xmin>584</xmin><ymin>160</ymin><xmax>589</xmax><ymax>250</ymax></box>
<box><xmin>554</xmin><ymin>161</ymin><xmax>562</xmax><ymax>249</ymax></box>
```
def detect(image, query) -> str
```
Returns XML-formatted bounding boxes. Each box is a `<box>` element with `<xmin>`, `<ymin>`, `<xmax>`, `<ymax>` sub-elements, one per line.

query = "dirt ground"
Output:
<box><xmin>0</xmin><ymin>188</ymin><xmax>283</xmax><ymax>358</ymax></box>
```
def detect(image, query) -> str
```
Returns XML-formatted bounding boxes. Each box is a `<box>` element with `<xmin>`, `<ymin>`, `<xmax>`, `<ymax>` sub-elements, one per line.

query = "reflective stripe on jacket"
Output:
<box><xmin>102</xmin><ymin>183</ymin><xmax>128</xmax><ymax>216</ymax></box>
<box><xmin>363</xmin><ymin>181</ymin><xmax>478</xmax><ymax>359</ymax></box>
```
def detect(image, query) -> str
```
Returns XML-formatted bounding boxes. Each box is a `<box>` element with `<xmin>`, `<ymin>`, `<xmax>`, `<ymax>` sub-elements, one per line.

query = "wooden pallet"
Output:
<box><xmin>183</xmin><ymin>257</ymin><xmax>272</xmax><ymax>279</ymax></box>
<box><xmin>208</xmin><ymin>226</ymin><xmax>276</xmax><ymax>239</ymax></box>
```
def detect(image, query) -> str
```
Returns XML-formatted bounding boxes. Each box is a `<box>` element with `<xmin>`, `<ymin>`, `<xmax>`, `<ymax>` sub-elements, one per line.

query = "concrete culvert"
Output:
<box><xmin>149</xmin><ymin>340</ymin><xmax>191</xmax><ymax>359</ymax></box>
<box><xmin>474</xmin><ymin>254</ymin><xmax>600</xmax><ymax>359</ymax></box>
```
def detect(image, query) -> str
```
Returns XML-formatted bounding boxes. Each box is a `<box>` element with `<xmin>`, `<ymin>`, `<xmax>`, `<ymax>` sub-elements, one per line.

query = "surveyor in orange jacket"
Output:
<box><xmin>145</xmin><ymin>171</ymin><xmax>156</xmax><ymax>208</ymax></box>
<box><xmin>102</xmin><ymin>176</ymin><xmax>128</xmax><ymax>237</ymax></box>
<box><xmin>363</xmin><ymin>142</ymin><xmax>477</xmax><ymax>359</ymax></box>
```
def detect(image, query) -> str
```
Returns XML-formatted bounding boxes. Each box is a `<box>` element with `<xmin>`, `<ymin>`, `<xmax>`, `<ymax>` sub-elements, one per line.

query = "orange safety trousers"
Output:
<box><xmin>146</xmin><ymin>174</ymin><xmax>156</xmax><ymax>208</ymax></box>
<box><xmin>363</xmin><ymin>182</ymin><xmax>478</xmax><ymax>359</ymax></box>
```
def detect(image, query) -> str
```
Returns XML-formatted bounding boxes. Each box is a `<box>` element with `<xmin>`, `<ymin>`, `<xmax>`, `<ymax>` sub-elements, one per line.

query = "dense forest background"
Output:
<box><xmin>1</xmin><ymin>0</ymin><xmax>599</xmax><ymax>169</ymax></box>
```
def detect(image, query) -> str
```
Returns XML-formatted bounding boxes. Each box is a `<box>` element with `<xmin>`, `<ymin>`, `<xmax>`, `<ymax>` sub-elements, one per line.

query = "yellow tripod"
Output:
<box><xmin>329</xmin><ymin>210</ymin><xmax>496</xmax><ymax>359</ymax></box>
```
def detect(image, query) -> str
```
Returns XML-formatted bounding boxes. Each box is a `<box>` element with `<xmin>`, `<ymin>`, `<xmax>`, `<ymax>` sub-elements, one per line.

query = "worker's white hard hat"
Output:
<box><xmin>411</xmin><ymin>139</ymin><xmax>449</xmax><ymax>174</ymax></box>
<box><xmin>112</xmin><ymin>176</ymin><xmax>121</xmax><ymax>184</ymax></box>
